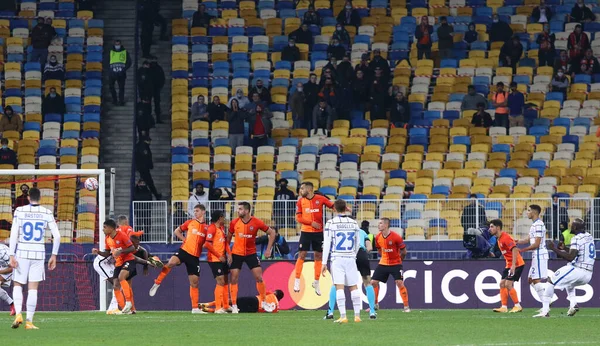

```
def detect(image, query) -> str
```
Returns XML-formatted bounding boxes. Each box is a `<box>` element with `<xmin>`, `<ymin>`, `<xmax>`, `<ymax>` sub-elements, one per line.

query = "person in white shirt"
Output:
<box><xmin>0</xmin><ymin>243</ymin><xmax>15</xmax><ymax>315</ymax></box>
<box><xmin>518</xmin><ymin>204</ymin><xmax>548</xmax><ymax>309</ymax></box>
<box><xmin>187</xmin><ymin>183</ymin><xmax>209</xmax><ymax>218</ymax></box>
<box><xmin>8</xmin><ymin>188</ymin><xmax>60</xmax><ymax>329</ymax></box>
<box><xmin>92</xmin><ymin>254</ymin><xmax>120</xmax><ymax>313</ymax></box>
<box><xmin>321</xmin><ymin>199</ymin><xmax>362</xmax><ymax>323</ymax></box>
<box><xmin>536</xmin><ymin>218</ymin><xmax>594</xmax><ymax>317</ymax></box>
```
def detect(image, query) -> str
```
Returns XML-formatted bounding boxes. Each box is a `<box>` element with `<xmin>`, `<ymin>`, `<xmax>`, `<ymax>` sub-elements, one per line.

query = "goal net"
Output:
<box><xmin>0</xmin><ymin>169</ymin><xmax>107</xmax><ymax>311</ymax></box>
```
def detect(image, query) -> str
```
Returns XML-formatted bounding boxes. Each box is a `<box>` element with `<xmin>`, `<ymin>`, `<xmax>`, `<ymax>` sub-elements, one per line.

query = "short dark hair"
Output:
<box><xmin>29</xmin><ymin>187</ymin><xmax>40</xmax><ymax>201</ymax></box>
<box><xmin>510</xmin><ymin>81</ymin><xmax>517</xmax><ymax>87</ymax></box>
<box><xmin>490</xmin><ymin>219</ymin><xmax>503</xmax><ymax>229</ymax></box>
<box><xmin>274</xmin><ymin>289</ymin><xmax>285</xmax><ymax>301</ymax></box>
<box><xmin>334</xmin><ymin>199</ymin><xmax>347</xmax><ymax>213</ymax></box>
<box><xmin>211</xmin><ymin>210</ymin><xmax>224</xmax><ymax>223</ymax></box>
<box><xmin>470</xmin><ymin>194</ymin><xmax>478</xmax><ymax>198</ymax></box>
<box><xmin>380</xmin><ymin>218</ymin><xmax>390</xmax><ymax>226</ymax></box>
<box><xmin>476</xmin><ymin>102</ymin><xmax>485</xmax><ymax>108</ymax></box>
<box><xmin>496</xmin><ymin>82</ymin><xmax>504</xmax><ymax>87</ymax></box>
<box><xmin>529</xmin><ymin>204</ymin><xmax>541</xmax><ymax>214</ymax></box>
<box><xmin>104</xmin><ymin>219</ymin><xmax>117</xmax><ymax>229</ymax></box>
<box><xmin>238</xmin><ymin>201</ymin><xmax>251</xmax><ymax>211</ymax></box>
<box><xmin>440</xmin><ymin>16</ymin><xmax>447</xmax><ymax>21</ymax></box>
<box><xmin>117</xmin><ymin>215</ymin><xmax>128</xmax><ymax>223</ymax></box>
<box><xmin>468</xmin><ymin>85</ymin><xmax>475</xmax><ymax>90</ymax></box>
<box><xmin>194</xmin><ymin>204</ymin><xmax>206</xmax><ymax>211</ymax></box>
<box><xmin>195</xmin><ymin>183</ymin><xmax>204</xmax><ymax>188</ymax></box>
<box><xmin>301</xmin><ymin>181</ymin><xmax>314</xmax><ymax>189</ymax></box>
<box><xmin>0</xmin><ymin>138</ymin><xmax>8</xmax><ymax>145</ymax></box>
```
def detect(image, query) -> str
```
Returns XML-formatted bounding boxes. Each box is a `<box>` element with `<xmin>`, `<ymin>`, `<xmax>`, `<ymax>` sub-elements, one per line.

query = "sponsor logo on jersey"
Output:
<box><xmin>383</xmin><ymin>248</ymin><xmax>394</xmax><ymax>252</ymax></box>
<box><xmin>238</xmin><ymin>233</ymin><xmax>253</xmax><ymax>238</ymax></box>
<box><xmin>306</xmin><ymin>208</ymin><xmax>320</xmax><ymax>213</ymax></box>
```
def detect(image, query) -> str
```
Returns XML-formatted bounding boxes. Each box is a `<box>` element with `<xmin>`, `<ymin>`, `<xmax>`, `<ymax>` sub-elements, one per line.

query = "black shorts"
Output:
<box><xmin>174</xmin><ymin>249</ymin><xmax>200</xmax><ymax>276</ymax></box>
<box><xmin>298</xmin><ymin>232</ymin><xmax>323</xmax><ymax>252</ymax></box>
<box><xmin>114</xmin><ymin>260</ymin><xmax>137</xmax><ymax>280</ymax></box>
<box><xmin>501</xmin><ymin>265</ymin><xmax>525</xmax><ymax>282</ymax></box>
<box><xmin>230</xmin><ymin>254</ymin><xmax>261</xmax><ymax>270</ymax></box>
<box><xmin>356</xmin><ymin>248</ymin><xmax>371</xmax><ymax>277</ymax></box>
<box><xmin>209</xmin><ymin>262</ymin><xmax>229</xmax><ymax>278</ymax></box>
<box><xmin>372</xmin><ymin>264</ymin><xmax>403</xmax><ymax>283</ymax></box>
<box><xmin>237</xmin><ymin>296</ymin><xmax>259</xmax><ymax>313</ymax></box>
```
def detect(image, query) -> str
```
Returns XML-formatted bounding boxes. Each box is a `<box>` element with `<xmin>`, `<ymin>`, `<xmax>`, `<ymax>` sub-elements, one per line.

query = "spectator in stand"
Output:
<box><xmin>318</xmin><ymin>76</ymin><xmax>338</xmax><ymax>108</ymax></box>
<box><xmin>437</xmin><ymin>16</ymin><xmax>454</xmax><ymax>60</ymax></box>
<box><xmin>140</xmin><ymin>0</ymin><xmax>158</xmax><ymax>59</ymax></box>
<box><xmin>228</xmin><ymin>99</ymin><xmax>248</xmax><ymax>153</ymax></box>
<box><xmin>327</xmin><ymin>38</ymin><xmax>346</xmax><ymax>61</ymax></box>
<box><xmin>471</xmin><ymin>102</ymin><xmax>493</xmax><ymax>128</ymax></box>
<box><xmin>191</xmin><ymin>4</ymin><xmax>212</xmax><ymax>28</ymax></box>
<box><xmin>303</xmin><ymin>74</ymin><xmax>319</xmax><ymax>131</ymax></box>
<box><xmin>191</xmin><ymin>95</ymin><xmax>208</xmax><ymax>121</ymax></box>
<box><xmin>551</xmin><ymin>68</ymin><xmax>570</xmax><ymax>96</ymax></box>
<box><xmin>492</xmin><ymin>82</ymin><xmax>509</xmax><ymax>129</ymax></box>
<box><xmin>321</xmin><ymin>62</ymin><xmax>338</xmax><ymax>84</ymax></box>
<box><xmin>248</xmin><ymin>104</ymin><xmax>272</xmax><ymax>150</ymax></box>
<box><xmin>273</xmin><ymin>178</ymin><xmax>297</xmax><ymax>231</ymax></box>
<box><xmin>369</xmin><ymin>49</ymin><xmax>390</xmax><ymax>79</ymax></box>
<box><xmin>312</xmin><ymin>99</ymin><xmax>334</xmax><ymax>135</ymax></box>
<box><xmin>464</xmin><ymin>22</ymin><xmax>478</xmax><ymax>49</ymax></box>
<box><xmin>414</xmin><ymin>16</ymin><xmax>433</xmax><ymax>59</ymax></box>
<box><xmin>536</xmin><ymin>24</ymin><xmax>556</xmax><ymax>67</ymax></box>
<box><xmin>289</xmin><ymin>24</ymin><xmax>313</xmax><ymax>47</ymax></box>
<box><xmin>281</xmin><ymin>38</ymin><xmax>301</xmax><ymax>62</ymax></box>
<box><xmin>370</xmin><ymin>68</ymin><xmax>388</xmax><ymax>120</ymax></box>
<box><xmin>507</xmin><ymin>82</ymin><xmax>525</xmax><ymax>127</ymax></box>
<box><xmin>0</xmin><ymin>138</ymin><xmax>16</xmax><ymax>168</ymax></box>
<box><xmin>0</xmin><ymin>106</ymin><xmax>23</xmax><ymax>136</ymax></box>
<box><xmin>554</xmin><ymin>50</ymin><xmax>571</xmax><ymax>72</ymax></box>
<box><xmin>332</xmin><ymin>24</ymin><xmax>351</xmax><ymax>48</ymax></box>
<box><xmin>567</xmin><ymin>24</ymin><xmax>590</xmax><ymax>61</ymax></box>
<box><xmin>187</xmin><ymin>183</ymin><xmax>209</xmax><ymax>218</ymax></box>
<box><xmin>336</xmin><ymin>0</ymin><xmax>361</xmax><ymax>29</ymax></box>
<box><xmin>43</xmin><ymin>55</ymin><xmax>64</xmax><ymax>81</ymax></box>
<box><xmin>134</xmin><ymin>179</ymin><xmax>153</xmax><ymax>202</ymax></box>
<box><xmin>228</xmin><ymin>89</ymin><xmax>250</xmax><ymax>109</ymax></box>
<box><xmin>14</xmin><ymin>184</ymin><xmax>29</xmax><ymax>209</ymax></box>
<box><xmin>355</xmin><ymin>53</ymin><xmax>373</xmax><ymax>81</ymax></box>
<box><xmin>290</xmin><ymin>82</ymin><xmax>305</xmax><ymax>129</ymax></box>
<box><xmin>543</xmin><ymin>195</ymin><xmax>569</xmax><ymax>239</ymax></box>
<box><xmin>500</xmin><ymin>36</ymin><xmax>523</xmax><ymax>73</ymax></box>
<box><xmin>461</xmin><ymin>85</ymin><xmax>488</xmax><ymax>111</ymax></box>
<box><xmin>531</xmin><ymin>0</ymin><xmax>552</xmax><ymax>23</ymax></box>
<box><xmin>245</xmin><ymin>93</ymin><xmax>266</xmax><ymax>112</ymax></box>
<box><xmin>570</xmin><ymin>0</ymin><xmax>596</xmax><ymax>23</ymax></box>
<box><xmin>576</xmin><ymin>49</ymin><xmax>600</xmax><ymax>76</ymax></box>
<box><xmin>137</xmin><ymin>98</ymin><xmax>155</xmax><ymax>137</ymax></box>
<box><xmin>207</xmin><ymin>96</ymin><xmax>227</xmax><ymax>123</ymax></box>
<box><xmin>30</xmin><ymin>17</ymin><xmax>55</xmax><ymax>66</ymax></box>
<box><xmin>336</xmin><ymin>54</ymin><xmax>354</xmax><ymax>86</ymax></box>
<box><xmin>461</xmin><ymin>194</ymin><xmax>488</xmax><ymax>232</ymax></box>
<box><xmin>135</xmin><ymin>135</ymin><xmax>161</xmax><ymax>200</ymax></box>
<box><xmin>108</xmin><ymin>39</ymin><xmax>132</xmax><ymax>106</ymax></box>
<box><xmin>390</xmin><ymin>91</ymin><xmax>410</xmax><ymax>128</ymax></box>
<box><xmin>490</xmin><ymin>14</ymin><xmax>513</xmax><ymax>43</ymax></box>
<box><xmin>249</xmin><ymin>79</ymin><xmax>271</xmax><ymax>105</ymax></box>
<box><xmin>148</xmin><ymin>57</ymin><xmax>165</xmax><ymax>122</ymax></box>
<box><xmin>351</xmin><ymin>70</ymin><xmax>369</xmax><ymax>112</ymax></box>
<box><xmin>41</xmin><ymin>87</ymin><xmax>65</xmax><ymax>116</ymax></box>
<box><xmin>337</xmin><ymin>80</ymin><xmax>353</xmax><ymax>121</ymax></box>
<box><xmin>302</xmin><ymin>5</ymin><xmax>320</xmax><ymax>26</ymax></box>
<box><xmin>137</xmin><ymin>60</ymin><xmax>154</xmax><ymax>103</ymax></box>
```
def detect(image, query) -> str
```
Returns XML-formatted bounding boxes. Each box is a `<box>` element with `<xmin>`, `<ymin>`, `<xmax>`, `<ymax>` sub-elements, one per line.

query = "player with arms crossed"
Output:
<box><xmin>536</xmin><ymin>218</ymin><xmax>594</xmax><ymax>317</ymax></box>
<box><xmin>294</xmin><ymin>182</ymin><xmax>334</xmax><ymax>295</ymax></box>
<box><xmin>488</xmin><ymin>219</ymin><xmax>525</xmax><ymax>313</ymax></box>
<box><xmin>0</xmin><ymin>243</ymin><xmax>15</xmax><ymax>315</ymax></box>
<box><xmin>9</xmin><ymin>188</ymin><xmax>60</xmax><ymax>329</ymax></box>
<box><xmin>149</xmin><ymin>204</ymin><xmax>208</xmax><ymax>313</ymax></box>
<box><xmin>204</xmin><ymin>210</ymin><xmax>232</xmax><ymax>314</ymax></box>
<box><xmin>228</xmin><ymin>202</ymin><xmax>276</xmax><ymax>313</ymax></box>
<box><xmin>92</xmin><ymin>219</ymin><xmax>136</xmax><ymax>314</ymax></box>
<box><xmin>518</xmin><ymin>204</ymin><xmax>548</xmax><ymax>309</ymax></box>
<box><xmin>370</xmin><ymin>218</ymin><xmax>410</xmax><ymax>312</ymax></box>
<box><xmin>321</xmin><ymin>199</ymin><xmax>363</xmax><ymax>323</ymax></box>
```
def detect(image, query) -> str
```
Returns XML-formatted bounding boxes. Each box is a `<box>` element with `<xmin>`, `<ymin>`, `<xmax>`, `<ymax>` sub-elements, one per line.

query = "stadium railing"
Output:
<box><xmin>131</xmin><ymin>200</ymin><xmax>169</xmax><ymax>243</ymax></box>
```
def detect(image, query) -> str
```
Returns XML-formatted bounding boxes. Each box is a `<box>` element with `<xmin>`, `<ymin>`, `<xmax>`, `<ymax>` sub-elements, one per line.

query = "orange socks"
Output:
<box><xmin>256</xmin><ymin>282</ymin><xmax>266</xmax><ymax>301</ymax></box>
<box><xmin>374</xmin><ymin>285</ymin><xmax>380</xmax><ymax>304</ymax></box>
<box><xmin>120</xmin><ymin>280</ymin><xmax>132</xmax><ymax>302</ymax></box>
<box><xmin>314</xmin><ymin>260</ymin><xmax>322</xmax><ymax>281</ymax></box>
<box><xmin>509</xmin><ymin>288</ymin><xmax>519</xmax><ymax>304</ymax></box>
<box><xmin>155</xmin><ymin>266</ymin><xmax>171</xmax><ymax>285</ymax></box>
<box><xmin>231</xmin><ymin>284</ymin><xmax>239</xmax><ymax>306</ymax></box>
<box><xmin>294</xmin><ymin>259</ymin><xmax>305</xmax><ymax>279</ymax></box>
<box><xmin>190</xmin><ymin>286</ymin><xmax>199</xmax><ymax>309</ymax></box>
<box><xmin>223</xmin><ymin>285</ymin><xmax>230</xmax><ymax>309</ymax></box>
<box><xmin>113</xmin><ymin>288</ymin><xmax>125</xmax><ymax>309</ymax></box>
<box><xmin>214</xmin><ymin>285</ymin><xmax>224</xmax><ymax>310</ymax></box>
<box><xmin>399</xmin><ymin>286</ymin><xmax>409</xmax><ymax>307</ymax></box>
<box><xmin>500</xmin><ymin>287</ymin><xmax>508</xmax><ymax>306</ymax></box>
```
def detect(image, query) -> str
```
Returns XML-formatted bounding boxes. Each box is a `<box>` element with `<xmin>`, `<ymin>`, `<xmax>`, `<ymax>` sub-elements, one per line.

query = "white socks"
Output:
<box><xmin>13</xmin><ymin>285</ymin><xmax>23</xmax><ymax>315</ymax></box>
<box><xmin>0</xmin><ymin>287</ymin><xmax>13</xmax><ymax>305</ymax></box>
<box><xmin>350</xmin><ymin>289</ymin><xmax>361</xmax><ymax>317</ymax></box>
<box><xmin>336</xmin><ymin>289</ymin><xmax>346</xmax><ymax>318</ymax></box>
<box><xmin>566</xmin><ymin>287</ymin><xmax>577</xmax><ymax>309</ymax></box>
<box><xmin>533</xmin><ymin>283</ymin><xmax>545</xmax><ymax>302</ymax></box>
<box><xmin>26</xmin><ymin>290</ymin><xmax>38</xmax><ymax>322</ymax></box>
<box><xmin>108</xmin><ymin>293</ymin><xmax>119</xmax><ymax>310</ymax></box>
<box><xmin>542</xmin><ymin>283</ymin><xmax>554</xmax><ymax>312</ymax></box>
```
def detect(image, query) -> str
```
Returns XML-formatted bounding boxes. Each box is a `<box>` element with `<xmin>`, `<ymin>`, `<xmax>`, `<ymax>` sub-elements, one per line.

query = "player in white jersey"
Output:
<box><xmin>321</xmin><ymin>199</ymin><xmax>362</xmax><ymax>323</ymax></box>
<box><xmin>92</xmin><ymin>255</ymin><xmax>120</xmax><ymax>313</ymax></box>
<box><xmin>0</xmin><ymin>243</ymin><xmax>15</xmax><ymax>315</ymax></box>
<box><xmin>517</xmin><ymin>204</ymin><xmax>548</xmax><ymax>306</ymax></box>
<box><xmin>535</xmin><ymin>218</ymin><xmax>594</xmax><ymax>317</ymax></box>
<box><xmin>8</xmin><ymin>188</ymin><xmax>60</xmax><ymax>330</ymax></box>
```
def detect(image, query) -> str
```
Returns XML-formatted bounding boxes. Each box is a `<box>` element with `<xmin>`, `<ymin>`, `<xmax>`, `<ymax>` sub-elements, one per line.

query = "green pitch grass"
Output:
<box><xmin>5</xmin><ymin>309</ymin><xmax>600</xmax><ymax>346</ymax></box>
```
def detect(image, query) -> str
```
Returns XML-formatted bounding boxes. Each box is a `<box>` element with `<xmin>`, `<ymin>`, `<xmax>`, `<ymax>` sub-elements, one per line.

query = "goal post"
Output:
<box><xmin>0</xmin><ymin>169</ymin><xmax>108</xmax><ymax>311</ymax></box>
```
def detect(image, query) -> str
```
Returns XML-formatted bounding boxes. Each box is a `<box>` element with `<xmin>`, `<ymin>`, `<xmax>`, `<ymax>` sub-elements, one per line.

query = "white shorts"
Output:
<box><xmin>14</xmin><ymin>258</ymin><xmax>45</xmax><ymax>284</ymax></box>
<box><xmin>551</xmin><ymin>265</ymin><xmax>593</xmax><ymax>291</ymax></box>
<box><xmin>0</xmin><ymin>272</ymin><xmax>12</xmax><ymax>288</ymax></box>
<box><xmin>529</xmin><ymin>250</ymin><xmax>549</xmax><ymax>280</ymax></box>
<box><xmin>331</xmin><ymin>257</ymin><xmax>360</xmax><ymax>287</ymax></box>
<box><xmin>93</xmin><ymin>256</ymin><xmax>115</xmax><ymax>281</ymax></box>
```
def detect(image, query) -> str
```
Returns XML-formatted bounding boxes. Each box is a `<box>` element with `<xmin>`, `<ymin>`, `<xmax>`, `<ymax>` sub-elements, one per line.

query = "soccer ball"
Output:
<box><xmin>84</xmin><ymin>177</ymin><xmax>99</xmax><ymax>191</ymax></box>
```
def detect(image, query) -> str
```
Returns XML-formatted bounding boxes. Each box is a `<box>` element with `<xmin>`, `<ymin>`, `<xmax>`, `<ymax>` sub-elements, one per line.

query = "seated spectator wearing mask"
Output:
<box><xmin>327</xmin><ymin>38</ymin><xmax>345</xmax><ymax>61</ymax></box>
<box><xmin>551</xmin><ymin>68</ymin><xmax>569</xmax><ymax>96</ymax></box>
<box><xmin>0</xmin><ymin>106</ymin><xmax>23</xmax><ymax>136</ymax></box>
<box><xmin>464</xmin><ymin>22</ymin><xmax>478</xmax><ymax>49</ymax></box>
<box><xmin>312</xmin><ymin>99</ymin><xmax>334</xmax><ymax>135</ymax></box>
<box><xmin>531</xmin><ymin>0</ymin><xmax>552</xmax><ymax>23</ymax></box>
<box><xmin>332</xmin><ymin>24</ymin><xmax>351</xmax><ymax>47</ymax></box>
<box><xmin>42</xmin><ymin>87</ymin><xmax>66</xmax><ymax>116</ymax></box>
<box><xmin>43</xmin><ymin>55</ymin><xmax>64</xmax><ymax>80</ymax></box>
<box><xmin>570</xmin><ymin>0</ymin><xmax>596</xmax><ymax>23</ymax></box>
<box><xmin>489</xmin><ymin>14</ymin><xmax>513</xmax><ymax>43</ymax></box>
<box><xmin>471</xmin><ymin>102</ymin><xmax>493</xmax><ymax>128</ymax></box>
<box><xmin>461</xmin><ymin>85</ymin><xmax>488</xmax><ymax>111</ymax></box>
<box><xmin>281</xmin><ymin>39</ymin><xmax>301</xmax><ymax>62</ymax></box>
<box><xmin>390</xmin><ymin>91</ymin><xmax>410</xmax><ymax>128</ymax></box>
<box><xmin>302</xmin><ymin>5</ymin><xmax>320</xmax><ymax>26</ymax></box>
<box><xmin>336</xmin><ymin>0</ymin><xmax>360</xmax><ymax>29</ymax></box>
<box><xmin>228</xmin><ymin>89</ymin><xmax>250</xmax><ymax>109</ymax></box>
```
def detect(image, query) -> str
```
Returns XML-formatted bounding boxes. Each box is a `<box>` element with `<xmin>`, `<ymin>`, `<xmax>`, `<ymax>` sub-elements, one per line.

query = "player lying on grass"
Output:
<box><xmin>0</xmin><ymin>243</ymin><xmax>15</xmax><ymax>316</ymax></box>
<box><xmin>199</xmin><ymin>290</ymin><xmax>284</xmax><ymax>313</ymax></box>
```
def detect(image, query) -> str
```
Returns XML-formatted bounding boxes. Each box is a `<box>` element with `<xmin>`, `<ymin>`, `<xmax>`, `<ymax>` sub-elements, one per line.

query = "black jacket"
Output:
<box><xmin>249</xmin><ymin>86</ymin><xmax>272</xmax><ymax>104</ymax></box>
<box><xmin>42</xmin><ymin>94</ymin><xmax>66</xmax><ymax>115</ymax></box>
<box><xmin>191</xmin><ymin>11</ymin><xmax>212</xmax><ymax>28</ymax></box>
<box><xmin>327</xmin><ymin>45</ymin><xmax>346</xmax><ymax>60</ymax></box>
<box><xmin>303</xmin><ymin>81</ymin><xmax>320</xmax><ymax>115</ymax></box>
<box><xmin>570</xmin><ymin>4</ymin><xmax>596</xmax><ymax>22</ymax></box>
<box><xmin>351</xmin><ymin>78</ymin><xmax>369</xmax><ymax>106</ymax></box>
<box><xmin>228</xmin><ymin>108</ymin><xmax>248</xmax><ymax>134</ymax></box>
<box><xmin>336</xmin><ymin>61</ymin><xmax>354</xmax><ymax>85</ymax></box>
<box><xmin>281</xmin><ymin>45</ymin><xmax>301</xmax><ymax>62</ymax></box>
<box><xmin>137</xmin><ymin>67</ymin><xmax>154</xmax><ymax>100</ymax></box>
<box><xmin>134</xmin><ymin>185</ymin><xmax>153</xmax><ymax>201</ymax></box>
<box><xmin>302</xmin><ymin>11</ymin><xmax>320</xmax><ymax>26</ymax></box>
<box><xmin>369</xmin><ymin>57</ymin><xmax>390</xmax><ymax>77</ymax></box>
<box><xmin>207</xmin><ymin>103</ymin><xmax>228</xmax><ymax>122</ymax></box>
<box><xmin>531</xmin><ymin>6</ymin><xmax>552</xmax><ymax>23</ymax></box>
<box><xmin>461</xmin><ymin>202</ymin><xmax>488</xmax><ymax>232</ymax></box>
<box><xmin>544</xmin><ymin>204</ymin><xmax>569</xmax><ymax>237</ymax></box>
<box><xmin>489</xmin><ymin>21</ymin><xmax>513</xmax><ymax>43</ymax></box>
<box><xmin>148</xmin><ymin>62</ymin><xmax>165</xmax><ymax>90</ymax></box>
<box><xmin>336</xmin><ymin>9</ymin><xmax>361</xmax><ymax>28</ymax></box>
<box><xmin>471</xmin><ymin>111</ymin><xmax>493</xmax><ymax>128</ymax></box>
<box><xmin>500</xmin><ymin>41</ymin><xmax>523</xmax><ymax>62</ymax></box>
<box><xmin>0</xmin><ymin>147</ymin><xmax>17</xmax><ymax>168</ymax></box>
<box><xmin>437</xmin><ymin>23</ymin><xmax>454</xmax><ymax>50</ymax></box>
<box><xmin>390</xmin><ymin>98</ymin><xmax>410</xmax><ymax>124</ymax></box>
<box><xmin>31</xmin><ymin>23</ymin><xmax>55</xmax><ymax>49</ymax></box>
<box><xmin>135</xmin><ymin>141</ymin><xmax>153</xmax><ymax>171</ymax></box>
<box><xmin>288</xmin><ymin>28</ymin><xmax>313</xmax><ymax>46</ymax></box>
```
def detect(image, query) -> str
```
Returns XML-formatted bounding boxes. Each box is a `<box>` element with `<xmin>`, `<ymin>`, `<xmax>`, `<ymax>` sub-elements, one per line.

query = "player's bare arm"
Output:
<box><xmin>400</xmin><ymin>247</ymin><xmax>407</xmax><ymax>261</ymax></box>
<box><xmin>520</xmin><ymin>237</ymin><xmax>541</xmax><ymax>252</ymax></box>
<box><xmin>0</xmin><ymin>267</ymin><xmax>12</xmax><ymax>274</ymax></box>
<box><xmin>114</xmin><ymin>244</ymin><xmax>135</xmax><ymax>258</ymax></box>
<box><xmin>264</xmin><ymin>227</ymin><xmax>276</xmax><ymax>259</ymax></box>
<box><xmin>173</xmin><ymin>227</ymin><xmax>186</xmax><ymax>242</ymax></box>
<box><xmin>92</xmin><ymin>248</ymin><xmax>112</xmax><ymax>257</ymax></box>
<box><xmin>546</xmin><ymin>240</ymin><xmax>578</xmax><ymax>261</ymax></box>
<box><xmin>366</xmin><ymin>239</ymin><xmax>373</xmax><ymax>252</ymax></box>
<box><xmin>510</xmin><ymin>247</ymin><xmax>519</xmax><ymax>275</ymax></box>
<box><xmin>204</xmin><ymin>241</ymin><xmax>224</xmax><ymax>262</ymax></box>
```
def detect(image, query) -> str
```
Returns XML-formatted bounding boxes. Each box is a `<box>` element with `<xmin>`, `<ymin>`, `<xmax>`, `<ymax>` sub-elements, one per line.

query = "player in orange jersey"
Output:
<box><xmin>293</xmin><ymin>182</ymin><xmax>334</xmax><ymax>295</ymax></box>
<box><xmin>370</xmin><ymin>218</ymin><xmax>410</xmax><ymax>314</ymax></box>
<box><xmin>117</xmin><ymin>215</ymin><xmax>144</xmax><ymax>238</ymax></box>
<box><xmin>488</xmin><ymin>219</ymin><xmax>525</xmax><ymax>313</ymax></box>
<box><xmin>200</xmin><ymin>290</ymin><xmax>284</xmax><ymax>313</ymax></box>
<box><xmin>149</xmin><ymin>204</ymin><xmax>209</xmax><ymax>314</ymax></box>
<box><xmin>204</xmin><ymin>210</ymin><xmax>232</xmax><ymax>314</ymax></box>
<box><xmin>228</xmin><ymin>202</ymin><xmax>275</xmax><ymax>313</ymax></box>
<box><xmin>92</xmin><ymin>219</ymin><xmax>136</xmax><ymax>314</ymax></box>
